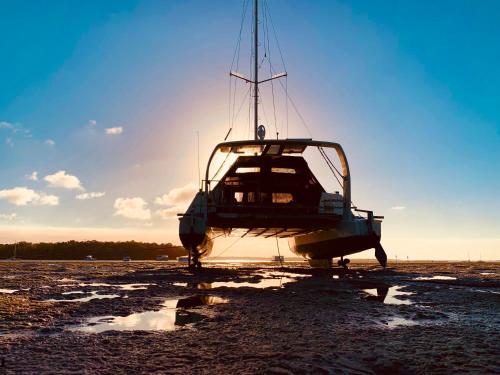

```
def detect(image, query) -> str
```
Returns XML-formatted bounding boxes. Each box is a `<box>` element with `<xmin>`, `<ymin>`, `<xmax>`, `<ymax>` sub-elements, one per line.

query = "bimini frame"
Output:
<box><xmin>204</xmin><ymin>139</ymin><xmax>352</xmax><ymax>218</ymax></box>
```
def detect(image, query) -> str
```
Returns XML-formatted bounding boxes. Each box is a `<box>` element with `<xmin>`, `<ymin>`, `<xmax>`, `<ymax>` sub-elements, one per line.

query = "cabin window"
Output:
<box><xmin>234</xmin><ymin>192</ymin><xmax>244</xmax><ymax>203</ymax></box>
<box><xmin>235</xmin><ymin>167</ymin><xmax>260</xmax><ymax>173</ymax></box>
<box><xmin>272</xmin><ymin>193</ymin><xmax>294</xmax><ymax>204</ymax></box>
<box><xmin>271</xmin><ymin>167</ymin><xmax>296</xmax><ymax>174</ymax></box>
<box><xmin>266</xmin><ymin>144</ymin><xmax>281</xmax><ymax>155</ymax></box>
<box><xmin>247</xmin><ymin>192</ymin><xmax>256</xmax><ymax>203</ymax></box>
<box><xmin>225</xmin><ymin>176</ymin><xmax>241</xmax><ymax>186</ymax></box>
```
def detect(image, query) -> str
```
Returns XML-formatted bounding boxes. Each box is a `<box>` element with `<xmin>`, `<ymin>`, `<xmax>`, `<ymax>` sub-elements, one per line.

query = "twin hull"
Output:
<box><xmin>179</xmin><ymin>191</ymin><xmax>381</xmax><ymax>261</ymax></box>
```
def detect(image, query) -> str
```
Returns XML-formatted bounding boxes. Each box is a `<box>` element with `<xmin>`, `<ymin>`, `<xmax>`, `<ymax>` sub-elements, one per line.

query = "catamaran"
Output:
<box><xmin>179</xmin><ymin>0</ymin><xmax>387</xmax><ymax>269</ymax></box>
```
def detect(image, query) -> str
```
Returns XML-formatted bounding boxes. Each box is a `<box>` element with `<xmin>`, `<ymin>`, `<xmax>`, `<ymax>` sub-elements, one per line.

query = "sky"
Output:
<box><xmin>0</xmin><ymin>0</ymin><xmax>499</xmax><ymax>260</ymax></box>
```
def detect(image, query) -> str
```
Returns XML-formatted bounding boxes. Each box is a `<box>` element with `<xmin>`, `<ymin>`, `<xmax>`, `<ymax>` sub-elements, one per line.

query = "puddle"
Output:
<box><xmin>414</xmin><ymin>275</ymin><xmax>457</xmax><ymax>281</ymax></box>
<box><xmin>177</xmin><ymin>272</ymin><xmax>306</xmax><ymax>290</ymax></box>
<box><xmin>384</xmin><ymin>317</ymin><xmax>419</xmax><ymax>328</ymax></box>
<box><xmin>58</xmin><ymin>278</ymin><xmax>77</xmax><ymax>283</ymax></box>
<box><xmin>363</xmin><ymin>285</ymin><xmax>414</xmax><ymax>305</ymax></box>
<box><xmin>480</xmin><ymin>272</ymin><xmax>496</xmax><ymax>275</ymax></box>
<box><xmin>72</xmin><ymin>296</ymin><xmax>227</xmax><ymax>333</ymax></box>
<box><xmin>474</xmin><ymin>289</ymin><xmax>500</xmax><ymax>295</ymax></box>
<box><xmin>47</xmin><ymin>291</ymin><xmax>120</xmax><ymax>302</ymax></box>
<box><xmin>0</xmin><ymin>288</ymin><xmax>18</xmax><ymax>294</ymax></box>
<box><xmin>76</xmin><ymin>282</ymin><xmax>155</xmax><ymax>290</ymax></box>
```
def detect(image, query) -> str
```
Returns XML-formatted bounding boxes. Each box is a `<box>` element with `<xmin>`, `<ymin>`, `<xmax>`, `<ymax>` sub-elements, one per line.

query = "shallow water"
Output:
<box><xmin>363</xmin><ymin>285</ymin><xmax>414</xmax><ymax>305</ymax></box>
<box><xmin>414</xmin><ymin>275</ymin><xmax>457</xmax><ymax>281</ymax></box>
<box><xmin>72</xmin><ymin>296</ymin><xmax>227</xmax><ymax>333</ymax></box>
<box><xmin>0</xmin><ymin>288</ymin><xmax>18</xmax><ymax>294</ymax></box>
<box><xmin>385</xmin><ymin>317</ymin><xmax>419</xmax><ymax>328</ymax></box>
<box><xmin>47</xmin><ymin>291</ymin><xmax>120</xmax><ymax>302</ymax></box>
<box><xmin>176</xmin><ymin>272</ymin><xmax>304</xmax><ymax>289</ymax></box>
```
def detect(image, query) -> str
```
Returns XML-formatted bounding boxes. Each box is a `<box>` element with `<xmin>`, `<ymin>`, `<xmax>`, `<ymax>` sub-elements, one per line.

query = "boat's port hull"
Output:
<box><xmin>289</xmin><ymin>219</ymin><xmax>381</xmax><ymax>259</ymax></box>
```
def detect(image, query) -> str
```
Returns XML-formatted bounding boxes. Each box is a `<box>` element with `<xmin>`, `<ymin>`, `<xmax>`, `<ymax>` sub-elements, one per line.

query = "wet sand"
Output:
<box><xmin>0</xmin><ymin>261</ymin><xmax>499</xmax><ymax>374</ymax></box>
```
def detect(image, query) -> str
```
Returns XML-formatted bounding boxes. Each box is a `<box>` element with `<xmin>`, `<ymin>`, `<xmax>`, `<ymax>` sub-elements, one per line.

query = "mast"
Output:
<box><xmin>253</xmin><ymin>0</ymin><xmax>259</xmax><ymax>140</ymax></box>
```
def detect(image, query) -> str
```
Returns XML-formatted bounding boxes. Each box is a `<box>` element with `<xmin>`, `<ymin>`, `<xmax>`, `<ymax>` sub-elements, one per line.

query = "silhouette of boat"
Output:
<box><xmin>179</xmin><ymin>0</ymin><xmax>387</xmax><ymax>269</ymax></box>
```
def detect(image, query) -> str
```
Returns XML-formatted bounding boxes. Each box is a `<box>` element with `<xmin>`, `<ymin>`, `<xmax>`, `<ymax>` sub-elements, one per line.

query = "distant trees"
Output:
<box><xmin>0</xmin><ymin>240</ymin><xmax>187</xmax><ymax>260</ymax></box>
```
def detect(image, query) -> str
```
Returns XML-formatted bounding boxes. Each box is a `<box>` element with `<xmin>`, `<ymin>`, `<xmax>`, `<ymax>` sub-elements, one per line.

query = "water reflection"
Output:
<box><xmin>363</xmin><ymin>285</ymin><xmax>414</xmax><ymax>305</ymax></box>
<box><xmin>47</xmin><ymin>291</ymin><xmax>120</xmax><ymax>302</ymax></box>
<box><xmin>0</xmin><ymin>288</ymin><xmax>18</xmax><ymax>294</ymax></box>
<box><xmin>413</xmin><ymin>276</ymin><xmax>456</xmax><ymax>281</ymax></box>
<box><xmin>72</xmin><ymin>296</ymin><xmax>227</xmax><ymax>333</ymax></box>
<box><xmin>385</xmin><ymin>317</ymin><xmax>418</xmax><ymax>328</ymax></box>
<box><xmin>175</xmin><ymin>272</ymin><xmax>305</xmax><ymax>290</ymax></box>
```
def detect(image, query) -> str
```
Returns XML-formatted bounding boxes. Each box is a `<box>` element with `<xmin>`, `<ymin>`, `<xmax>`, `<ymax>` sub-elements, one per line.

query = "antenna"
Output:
<box><xmin>229</xmin><ymin>0</ymin><xmax>287</xmax><ymax>140</ymax></box>
<box><xmin>197</xmin><ymin>131</ymin><xmax>201</xmax><ymax>190</ymax></box>
<box><xmin>253</xmin><ymin>0</ymin><xmax>259</xmax><ymax>140</ymax></box>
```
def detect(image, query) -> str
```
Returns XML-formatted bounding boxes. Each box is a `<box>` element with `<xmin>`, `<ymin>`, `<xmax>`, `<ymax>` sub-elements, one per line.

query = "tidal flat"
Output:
<box><xmin>0</xmin><ymin>260</ymin><xmax>499</xmax><ymax>374</ymax></box>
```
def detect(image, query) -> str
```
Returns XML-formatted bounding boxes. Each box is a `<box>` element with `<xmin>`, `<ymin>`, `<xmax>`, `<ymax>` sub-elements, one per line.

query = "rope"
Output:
<box><xmin>210</xmin><ymin>236</ymin><xmax>242</xmax><ymax>259</ymax></box>
<box><xmin>263</xmin><ymin>3</ymin><xmax>278</xmax><ymax>138</ymax></box>
<box><xmin>275</xmin><ymin>234</ymin><xmax>283</xmax><ymax>269</ymax></box>
<box><xmin>318</xmin><ymin>146</ymin><xmax>344</xmax><ymax>189</ymax></box>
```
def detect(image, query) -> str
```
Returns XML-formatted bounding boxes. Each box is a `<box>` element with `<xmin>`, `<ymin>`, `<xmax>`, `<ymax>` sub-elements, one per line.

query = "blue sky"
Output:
<box><xmin>0</xmin><ymin>0</ymin><xmax>498</xmax><ymax>259</ymax></box>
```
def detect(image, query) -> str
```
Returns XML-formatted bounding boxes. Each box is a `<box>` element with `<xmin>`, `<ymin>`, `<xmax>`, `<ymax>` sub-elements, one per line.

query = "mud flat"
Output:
<box><xmin>0</xmin><ymin>260</ymin><xmax>499</xmax><ymax>374</ymax></box>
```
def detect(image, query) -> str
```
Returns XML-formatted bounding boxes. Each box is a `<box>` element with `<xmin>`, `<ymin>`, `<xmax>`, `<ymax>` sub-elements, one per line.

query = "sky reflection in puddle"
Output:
<box><xmin>363</xmin><ymin>286</ymin><xmax>414</xmax><ymax>305</ymax></box>
<box><xmin>385</xmin><ymin>317</ymin><xmax>418</xmax><ymax>328</ymax></box>
<box><xmin>414</xmin><ymin>275</ymin><xmax>457</xmax><ymax>281</ymax></box>
<box><xmin>175</xmin><ymin>272</ymin><xmax>305</xmax><ymax>289</ymax></box>
<box><xmin>72</xmin><ymin>296</ymin><xmax>227</xmax><ymax>333</ymax></box>
<box><xmin>47</xmin><ymin>291</ymin><xmax>120</xmax><ymax>302</ymax></box>
<box><xmin>0</xmin><ymin>289</ymin><xmax>18</xmax><ymax>294</ymax></box>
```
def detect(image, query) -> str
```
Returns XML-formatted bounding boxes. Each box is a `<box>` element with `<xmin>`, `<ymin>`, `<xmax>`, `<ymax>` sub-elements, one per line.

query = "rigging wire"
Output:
<box><xmin>210</xmin><ymin>236</ymin><xmax>243</xmax><ymax>259</ymax></box>
<box><xmin>275</xmin><ymin>234</ymin><xmax>283</xmax><ymax>269</ymax></box>
<box><xmin>318</xmin><ymin>146</ymin><xmax>344</xmax><ymax>189</ymax></box>
<box><xmin>229</xmin><ymin>0</ymin><xmax>250</xmax><ymax>136</ymax></box>
<box><xmin>263</xmin><ymin>2</ymin><xmax>279</xmax><ymax>138</ymax></box>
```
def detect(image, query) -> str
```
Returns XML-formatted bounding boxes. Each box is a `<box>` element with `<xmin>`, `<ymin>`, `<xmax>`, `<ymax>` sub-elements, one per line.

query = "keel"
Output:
<box><xmin>375</xmin><ymin>243</ymin><xmax>387</xmax><ymax>268</ymax></box>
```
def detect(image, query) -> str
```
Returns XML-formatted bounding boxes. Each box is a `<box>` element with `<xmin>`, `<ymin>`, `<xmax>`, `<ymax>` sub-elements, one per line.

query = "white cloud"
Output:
<box><xmin>88</xmin><ymin>120</ymin><xmax>97</xmax><ymax>127</ymax></box>
<box><xmin>76</xmin><ymin>192</ymin><xmax>105</xmax><ymax>200</ymax></box>
<box><xmin>36</xmin><ymin>193</ymin><xmax>59</xmax><ymax>206</ymax></box>
<box><xmin>391</xmin><ymin>206</ymin><xmax>406</xmax><ymax>210</ymax></box>
<box><xmin>105</xmin><ymin>126</ymin><xmax>123</xmax><ymax>135</ymax></box>
<box><xmin>154</xmin><ymin>183</ymin><xmax>197</xmax><ymax>220</ymax></box>
<box><xmin>155</xmin><ymin>207</ymin><xmax>183</xmax><ymax>219</ymax></box>
<box><xmin>0</xmin><ymin>187</ymin><xmax>39</xmax><ymax>205</ymax></box>
<box><xmin>26</xmin><ymin>171</ymin><xmax>38</xmax><ymax>181</ymax></box>
<box><xmin>114</xmin><ymin>197</ymin><xmax>151</xmax><ymax>220</ymax></box>
<box><xmin>0</xmin><ymin>213</ymin><xmax>16</xmax><ymax>221</ymax></box>
<box><xmin>155</xmin><ymin>183</ymin><xmax>198</xmax><ymax>206</ymax></box>
<box><xmin>44</xmin><ymin>170</ymin><xmax>84</xmax><ymax>190</ymax></box>
<box><xmin>45</xmin><ymin>139</ymin><xmax>55</xmax><ymax>146</ymax></box>
<box><xmin>5</xmin><ymin>137</ymin><xmax>14</xmax><ymax>147</ymax></box>
<box><xmin>0</xmin><ymin>121</ymin><xmax>14</xmax><ymax>129</ymax></box>
<box><xmin>0</xmin><ymin>187</ymin><xmax>59</xmax><ymax>206</ymax></box>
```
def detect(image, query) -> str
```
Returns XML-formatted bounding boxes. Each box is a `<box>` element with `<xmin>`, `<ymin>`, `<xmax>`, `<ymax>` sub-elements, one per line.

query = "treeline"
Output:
<box><xmin>0</xmin><ymin>240</ymin><xmax>187</xmax><ymax>260</ymax></box>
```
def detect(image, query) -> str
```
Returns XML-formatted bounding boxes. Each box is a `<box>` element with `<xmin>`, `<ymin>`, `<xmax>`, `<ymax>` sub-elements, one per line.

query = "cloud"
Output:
<box><xmin>88</xmin><ymin>120</ymin><xmax>97</xmax><ymax>127</ymax></box>
<box><xmin>44</xmin><ymin>170</ymin><xmax>84</xmax><ymax>190</ymax></box>
<box><xmin>45</xmin><ymin>139</ymin><xmax>55</xmax><ymax>146</ymax></box>
<box><xmin>0</xmin><ymin>213</ymin><xmax>16</xmax><ymax>221</ymax></box>
<box><xmin>5</xmin><ymin>137</ymin><xmax>14</xmax><ymax>147</ymax></box>
<box><xmin>155</xmin><ymin>207</ymin><xmax>183</xmax><ymax>219</ymax></box>
<box><xmin>154</xmin><ymin>183</ymin><xmax>198</xmax><ymax>220</ymax></box>
<box><xmin>391</xmin><ymin>206</ymin><xmax>406</xmax><ymax>210</ymax></box>
<box><xmin>26</xmin><ymin>171</ymin><xmax>38</xmax><ymax>181</ymax></box>
<box><xmin>76</xmin><ymin>192</ymin><xmax>105</xmax><ymax>200</ymax></box>
<box><xmin>0</xmin><ymin>187</ymin><xmax>59</xmax><ymax>206</ymax></box>
<box><xmin>36</xmin><ymin>193</ymin><xmax>59</xmax><ymax>206</ymax></box>
<box><xmin>155</xmin><ymin>183</ymin><xmax>198</xmax><ymax>206</ymax></box>
<box><xmin>0</xmin><ymin>121</ymin><xmax>14</xmax><ymax>129</ymax></box>
<box><xmin>105</xmin><ymin>126</ymin><xmax>123</xmax><ymax>135</ymax></box>
<box><xmin>113</xmin><ymin>197</ymin><xmax>151</xmax><ymax>220</ymax></box>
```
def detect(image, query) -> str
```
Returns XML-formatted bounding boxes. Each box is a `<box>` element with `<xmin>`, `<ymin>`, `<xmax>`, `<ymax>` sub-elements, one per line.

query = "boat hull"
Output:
<box><xmin>289</xmin><ymin>219</ymin><xmax>381</xmax><ymax>259</ymax></box>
